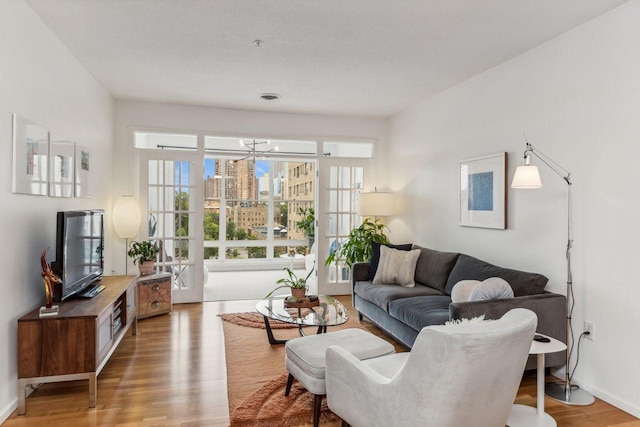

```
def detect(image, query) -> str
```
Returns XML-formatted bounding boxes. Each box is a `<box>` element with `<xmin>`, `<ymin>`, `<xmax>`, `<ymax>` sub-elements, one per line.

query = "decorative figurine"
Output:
<box><xmin>41</xmin><ymin>247</ymin><xmax>61</xmax><ymax>309</ymax></box>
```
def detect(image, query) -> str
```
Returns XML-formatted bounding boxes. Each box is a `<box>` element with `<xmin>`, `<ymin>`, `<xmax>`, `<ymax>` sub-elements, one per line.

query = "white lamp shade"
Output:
<box><xmin>359</xmin><ymin>192</ymin><xmax>395</xmax><ymax>216</ymax></box>
<box><xmin>511</xmin><ymin>165</ymin><xmax>542</xmax><ymax>189</ymax></box>
<box><xmin>113</xmin><ymin>195</ymin><xmax>142</xmax><ymax>239</ymax></box>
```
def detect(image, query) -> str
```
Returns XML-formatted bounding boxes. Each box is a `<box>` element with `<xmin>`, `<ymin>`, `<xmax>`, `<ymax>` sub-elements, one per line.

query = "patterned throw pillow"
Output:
<box><xmin>372</xmin><ymin>245</ymin><xmax>421</xmax><ymax>287</ymax></box>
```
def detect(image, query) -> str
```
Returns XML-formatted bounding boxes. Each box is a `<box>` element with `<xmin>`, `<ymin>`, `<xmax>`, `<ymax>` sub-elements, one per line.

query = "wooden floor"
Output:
<box><xmin>4</xmin><ymin>296</ymin><xmax>638</xmax><ymax>426</ymax></box>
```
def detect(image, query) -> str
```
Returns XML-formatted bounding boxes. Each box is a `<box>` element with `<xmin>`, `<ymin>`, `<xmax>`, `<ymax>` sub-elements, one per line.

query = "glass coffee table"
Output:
<box><xmin>256</xmin><ymin>295</ymin><xmax>348</xmax><ymax>345</ymax></box>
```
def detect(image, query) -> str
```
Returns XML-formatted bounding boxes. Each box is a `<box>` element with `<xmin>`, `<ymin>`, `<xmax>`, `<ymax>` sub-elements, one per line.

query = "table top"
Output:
<box><xmin>529</xmin><ymin>333</ymin><xmax>566</xmax><ymax>355</ymax></box>
<box><xmin>256</xmin><ymin>295</ymin><xmax>348</xmax><ymax>327</ymax></box>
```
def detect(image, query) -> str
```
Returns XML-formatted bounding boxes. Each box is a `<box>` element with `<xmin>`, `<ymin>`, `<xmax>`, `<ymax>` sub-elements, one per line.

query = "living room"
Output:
<box><xmin>2</xmin><ymin>0</ymin><xmax>640</xmax><ymax>425</ymax></box>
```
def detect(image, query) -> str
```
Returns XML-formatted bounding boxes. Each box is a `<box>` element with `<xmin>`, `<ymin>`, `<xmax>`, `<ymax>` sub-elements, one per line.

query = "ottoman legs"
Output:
<box><xmin>283</xmin><ymin>373</ymin><xmax>323</xmax><ymax>427</ymax></box>
<box><xmin>285</xmin><ymin>373</ymin><xmax>294</xmax><ymax>396</ymax></box>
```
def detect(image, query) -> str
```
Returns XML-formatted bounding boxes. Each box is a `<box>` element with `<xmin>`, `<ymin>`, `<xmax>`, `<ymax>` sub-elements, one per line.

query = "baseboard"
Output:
<box><xmin>575</xmin><ymin>378</ymin><xmax>640</xmax><ymax>419</ymax></box>
<box><xmin>0</xmin><ymin>398</ymin><xmax>17</xmax><ymax>424</ymax></box>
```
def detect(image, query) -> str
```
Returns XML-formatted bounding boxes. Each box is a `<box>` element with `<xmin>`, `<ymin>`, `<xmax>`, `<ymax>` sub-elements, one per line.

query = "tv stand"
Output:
<box><xmin>17</xmin><ymin>275</ymin><xmax>137</xmax><ymax>415</ymax></box>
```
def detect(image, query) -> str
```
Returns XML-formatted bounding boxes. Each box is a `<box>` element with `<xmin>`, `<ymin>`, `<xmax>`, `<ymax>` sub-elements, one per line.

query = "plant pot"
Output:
<box><xmin>291</xmin><ymin>288</ymin><xmax>306</xmax><ymax>300</ymax></box>
<box><xmin>139</xmin><ymin>260</ymin><xmax>155</xmax><ymax>276</ymax></box>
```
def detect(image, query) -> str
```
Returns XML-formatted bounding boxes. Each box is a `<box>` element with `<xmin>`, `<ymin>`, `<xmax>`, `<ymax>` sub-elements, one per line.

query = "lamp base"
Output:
<box><xmin>545</xmin><ymin>382</ymin><xmax>595</xmax><ymax>406</ymax></box>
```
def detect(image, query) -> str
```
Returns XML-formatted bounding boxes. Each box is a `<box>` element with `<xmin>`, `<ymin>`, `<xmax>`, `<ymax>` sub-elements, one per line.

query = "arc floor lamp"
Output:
<box><xmin>512</xmin><ymin>141</ymin><xmax>594</xmax><ymax>406</ymax></box>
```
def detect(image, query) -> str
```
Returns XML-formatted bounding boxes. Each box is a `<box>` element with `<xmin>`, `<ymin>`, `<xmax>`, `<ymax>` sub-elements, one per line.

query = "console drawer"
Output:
<box><xmin>137</xmin><ymin>273</ymin><xmax>172</xmax><ymax>319</ymax></box>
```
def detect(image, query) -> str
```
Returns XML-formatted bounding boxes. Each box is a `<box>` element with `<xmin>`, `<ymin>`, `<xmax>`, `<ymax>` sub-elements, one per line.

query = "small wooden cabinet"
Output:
<box><xmin>137</xmin><ymin>273</ymin><xmax>172</xmax><ymax>319</ymax></box>
<box><xmin>17</xmin><ymin>275</ymin><xmax>137</xmax><ymax>415</ymax></box>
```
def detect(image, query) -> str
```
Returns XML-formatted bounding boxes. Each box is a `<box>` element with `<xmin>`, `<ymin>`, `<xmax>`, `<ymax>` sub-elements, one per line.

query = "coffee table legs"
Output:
<box><xmin>262</xmin><ymin>315</ymin><xmax>328</xmax><ymax>345</ymax></box>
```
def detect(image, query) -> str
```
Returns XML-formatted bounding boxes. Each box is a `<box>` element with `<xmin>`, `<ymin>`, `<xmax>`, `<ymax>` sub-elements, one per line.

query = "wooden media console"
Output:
<box><xmin>17</xmin><ymin>275</ymin><xmax>138</xmax><ymax>415</ymax></box>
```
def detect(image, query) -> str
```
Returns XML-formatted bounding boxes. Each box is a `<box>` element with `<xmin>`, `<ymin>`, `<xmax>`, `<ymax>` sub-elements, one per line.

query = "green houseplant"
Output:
<box><xmin>127</xmin><ymin>240</ymin><xmax>159</xmax><ymax>276</ymax></box>
<box><xmin>324</xmin><ymin>217</ymin><xmax>390</xmax><ymax>269</ymax></box>
<box><xmin>266</xmin><ymin>267</ymin><xmax>314</xmax><ymax>300</ymax></box>
<box><xmin>296</xmin><ymin>207</ymin><xmax>315</xmax><ymax>247</ymax></box>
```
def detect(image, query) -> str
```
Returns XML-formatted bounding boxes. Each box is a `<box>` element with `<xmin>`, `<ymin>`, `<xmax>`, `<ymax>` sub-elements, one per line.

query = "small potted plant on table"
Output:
<box><xmin>266</xmin><ymin>267</ymin><xmax>314</xmax><ymax>301</ymax></box>
<box><xmin>127</xmin><ymin>240</ymin><xmax>159</xmax><ymax>276</ymax></box>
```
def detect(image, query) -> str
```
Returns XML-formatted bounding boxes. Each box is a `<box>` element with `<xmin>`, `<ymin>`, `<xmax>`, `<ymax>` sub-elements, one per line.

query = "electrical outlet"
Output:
<box><xmin>584</xmin><ymin>321</ymin><xmax>594</xmax><ymax>341</ymax></box>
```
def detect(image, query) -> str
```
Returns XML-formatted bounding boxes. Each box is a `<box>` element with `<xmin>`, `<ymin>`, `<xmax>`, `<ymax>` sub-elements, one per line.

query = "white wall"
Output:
<box><xmin>387</xmin><ymin>1</ymin><xmax>640</xmax><ymax>417</ymax></box>
<box><xmin>112</xmin><ymin>101</ymin><xmax>388</xmax><ymax>293</ymax></box>
<box><xmin>0</xmin><ymin>0</ymin><xmax>114</xmax><ymax>421</ymax></box>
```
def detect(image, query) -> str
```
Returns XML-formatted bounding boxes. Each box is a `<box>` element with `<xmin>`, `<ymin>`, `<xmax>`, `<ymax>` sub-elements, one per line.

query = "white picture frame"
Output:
<box><xmin>459</xmin><ymin>152</ymin><xmax>507</xmax><ymax>229</ymax></box>
<box><xmin>75</xmin><ymin>144</ymin><xmax>92</xmax><ymax>198</ymax></box>
<box><xmin>49</xmin><ymin>134</ymin><xmax>75</xmax><ymax>198</ymax></box>
<box><xmin>12</xmin><ymin>114</ymin><xmax>49</xmax><ymax>196</ymax></box>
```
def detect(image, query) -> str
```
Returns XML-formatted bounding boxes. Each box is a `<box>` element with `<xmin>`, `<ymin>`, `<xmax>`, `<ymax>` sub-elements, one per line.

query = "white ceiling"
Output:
<box><xmin>26</xmin><ymin>0</ymin><xmax>628</xmax><ymax>118</ymax></box>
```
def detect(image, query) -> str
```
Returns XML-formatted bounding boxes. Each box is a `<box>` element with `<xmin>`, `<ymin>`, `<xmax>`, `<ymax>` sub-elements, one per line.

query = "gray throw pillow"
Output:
<box><xmin>469</xmin><ymin>277</ymin><xmax>514</xmax><ymax>301</ymax></box>
<box><xmin>373</xmin><ymin>246</ymin><xmax>421</xmax><ymax>287</ymax></box>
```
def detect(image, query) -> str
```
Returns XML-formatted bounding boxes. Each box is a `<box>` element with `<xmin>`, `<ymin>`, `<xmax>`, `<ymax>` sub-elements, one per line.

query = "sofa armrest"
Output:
<box><xmin>353</xmin><ymin>262</ymin><xmax>370</xmax><ymax>283</ymax></box>
<box><xmin>449</xmin><ymin>292</ymin><xmax>567</xmax><ymax>344</ymax></box>
<box><xmin>351</xmin><ymin>262</ymin><xmax>370</xmax><ymax>306</ymax></box>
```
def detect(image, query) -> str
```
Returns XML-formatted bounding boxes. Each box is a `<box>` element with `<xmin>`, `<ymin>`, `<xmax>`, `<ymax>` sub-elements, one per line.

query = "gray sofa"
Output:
<box><xmin>352</xmin><ymin>244</ymin><xmax>567</xmax><ymax>369</ymax></box>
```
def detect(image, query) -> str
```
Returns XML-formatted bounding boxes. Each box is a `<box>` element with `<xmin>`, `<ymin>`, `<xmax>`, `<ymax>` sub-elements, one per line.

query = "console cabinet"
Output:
<box><xmin>137</xmin><ymin>273</ymin><xmax>172</xmax><ymax>319</ymax></box>
<box><xmin>17</xmin><ymin>275</ymin><xmax>137</xmax><ymax>415</ymax></box>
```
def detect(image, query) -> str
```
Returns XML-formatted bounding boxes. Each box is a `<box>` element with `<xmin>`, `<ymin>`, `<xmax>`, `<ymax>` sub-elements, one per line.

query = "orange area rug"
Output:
<box><xmin>221</xmin><ymin>311</ymin><xmax>365</xmax><ymax>426</ymax></box>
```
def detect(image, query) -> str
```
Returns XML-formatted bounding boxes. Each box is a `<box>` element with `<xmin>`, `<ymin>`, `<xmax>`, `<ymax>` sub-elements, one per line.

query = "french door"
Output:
<box><xmin>140</xmin><ymin>150</ymin><xmax>204</xmax><ymax>303</ymax></box>
<box><xmin>317</xmin><ymin>159</ymin><xmax>370</xmax><ymax>295</ymax></box>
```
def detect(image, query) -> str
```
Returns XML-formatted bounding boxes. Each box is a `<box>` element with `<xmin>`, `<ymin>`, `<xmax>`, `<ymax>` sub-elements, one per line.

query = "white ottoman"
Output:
<box><xmin>285</xmin><ymin>328</ymin><xmax>395</xmax><ymax>427</ymax></box>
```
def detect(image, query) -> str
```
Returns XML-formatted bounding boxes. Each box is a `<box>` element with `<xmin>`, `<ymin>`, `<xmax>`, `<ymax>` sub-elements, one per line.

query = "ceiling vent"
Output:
<box><xmin>259</xmin><ymin>93</ymin><xmax>281</xmax><ymax>101</ymax></box>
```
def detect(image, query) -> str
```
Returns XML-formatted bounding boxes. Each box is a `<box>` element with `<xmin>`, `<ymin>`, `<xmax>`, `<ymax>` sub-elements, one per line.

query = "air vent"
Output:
<box><xmin>259</xmin><ymin>93</ymin><xmax>281</xmax><ymax>101</ymax></box>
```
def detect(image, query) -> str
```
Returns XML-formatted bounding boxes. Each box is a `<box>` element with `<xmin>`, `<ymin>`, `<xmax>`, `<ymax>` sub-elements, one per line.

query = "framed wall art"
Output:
<box><xmin>12</xmin><ymin>114</ymin><xmax>49</xmax><ymax>196</ymax></box>
<box><xmin>49</xmin><ymin>134</ymin><xmax>75</xmax><ymax>198</ymax></box>
<box><xmin>75</xmin><ymin>144</ymin><xmax>92</xmax><ymax>198</ymax></box>
<box><xmin>459</xmin><ymin>152</ymin><xmax>507</xmax><ymax>229</ymax></box>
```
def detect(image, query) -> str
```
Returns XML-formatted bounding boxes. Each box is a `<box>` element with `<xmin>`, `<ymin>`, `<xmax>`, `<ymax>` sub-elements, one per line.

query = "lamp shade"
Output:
<box><xmin>511</xmin><ymin>165</ymin><xmax>542</xmax><ymax>189</ymax></box>
<box><xmin>113</xmin><ymin>195</ymin><xmax>141</xmax><ymax>239</ymax></box>
<box><xmin>359</xmin><ymin>192</ymin><xmax>395</xmax><ymax>216</ymax></box>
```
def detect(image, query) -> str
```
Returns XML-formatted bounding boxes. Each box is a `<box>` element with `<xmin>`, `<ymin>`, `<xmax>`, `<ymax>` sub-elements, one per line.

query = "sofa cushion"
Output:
<box><xmin>388</xmin><ymin>295</ymin><xmax>452</xmax><ymax>332</ymax></box>
<box><xmin>412</xmin><ymin>245</ymin><xmax>460</xmax><ymax>292</ymax></box>
<box><xmin>469</xmin><ymin>277</ymin><xmax>514</xmax><ymax>301</ymax></box>
<box><xmin>444</xmin><ymin>254</ymin><xmax>548</xmax><ymax>297</ymax></box>
<box><xmin>368</xmin><ymin>242</ymin><xmax>413</xmax><ymax>281</ymax></box>
<box><xmin>450</xmin><ymin>280</ymin><xmax>481</xmax><ymax>303</ymax></box>
<box><xmin>354</xmin><ymin>281</ymin><xmax>444</xmax><ymax>312</ymax></box>
<box><xmin>373</xmin><ymin>246</ymin><xmax>421</xmax><ymax>287</ymax></box>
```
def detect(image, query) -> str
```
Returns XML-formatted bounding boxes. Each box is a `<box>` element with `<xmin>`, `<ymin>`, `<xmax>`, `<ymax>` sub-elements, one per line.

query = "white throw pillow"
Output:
<box><xmin>469</xmin><ymin>277</ymin><xmax>514</xmax><ymax>301</ymax></box>
<box><xmin>372</xmin><ymin>246</ymin><xmax>421</xmax><ymax>287</ymax></box>
<box><xmin>450</xmin><ymin>280</ymin><xmax>481</xmax><ymax>303</ymax></box>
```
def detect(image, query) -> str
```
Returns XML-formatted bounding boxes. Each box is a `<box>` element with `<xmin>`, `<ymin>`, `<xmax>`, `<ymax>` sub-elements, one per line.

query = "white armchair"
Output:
<box><xmin>325</xmin><ymin>308</ymin><xmax>537</xmax><ymax>427</ymax></box>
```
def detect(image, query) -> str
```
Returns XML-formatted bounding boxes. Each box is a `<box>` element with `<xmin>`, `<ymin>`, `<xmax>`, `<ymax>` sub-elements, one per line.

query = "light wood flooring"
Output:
<box><xmin>4</xmin><ymin>296</ymin><xmax>638</xmax><ymax>426</ymax></box>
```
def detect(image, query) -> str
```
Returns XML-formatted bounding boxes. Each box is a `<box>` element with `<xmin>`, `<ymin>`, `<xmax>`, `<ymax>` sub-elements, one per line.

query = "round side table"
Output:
<box><xmin>507</xmin><ymin>334</ymin><xmax>566</xmax><ymax>427</ymax></box>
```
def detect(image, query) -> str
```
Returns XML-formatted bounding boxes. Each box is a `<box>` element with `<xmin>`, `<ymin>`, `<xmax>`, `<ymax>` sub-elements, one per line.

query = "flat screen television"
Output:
<box><xmin>51</xmin><ymin>210</ymin><xmax>104</xmax><ymax>302</ymax></box>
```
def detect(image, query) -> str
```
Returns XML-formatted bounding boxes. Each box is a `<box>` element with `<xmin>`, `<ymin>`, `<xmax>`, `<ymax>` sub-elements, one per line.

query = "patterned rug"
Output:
<box><xmin>221</xmin><ymin>310</ymin><xmax>365</xmax><ymax>426</ymax></box>
<box><xmin>219</xmin><ymin>312</ymin><xmax>298</xmax><ymax>329</ymax></box>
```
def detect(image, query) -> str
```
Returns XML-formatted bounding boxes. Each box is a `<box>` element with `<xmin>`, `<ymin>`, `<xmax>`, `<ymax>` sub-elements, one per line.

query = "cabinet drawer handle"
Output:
<box><xmin>152</xmin><ymin>285</ymin><xmax>160</xmax><ymax>291</ymax></box>
<box><xmin>151</xmin><ymin>301</ymin><xmax>159</xmax><ymax>309</ymax></box>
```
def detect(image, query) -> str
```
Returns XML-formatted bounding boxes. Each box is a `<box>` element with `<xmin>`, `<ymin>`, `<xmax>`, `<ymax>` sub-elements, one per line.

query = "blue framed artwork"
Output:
<box><xmin>459</xmin><ymin>152</ymin><xmax>506</xmax><ymax>229</ymax></box>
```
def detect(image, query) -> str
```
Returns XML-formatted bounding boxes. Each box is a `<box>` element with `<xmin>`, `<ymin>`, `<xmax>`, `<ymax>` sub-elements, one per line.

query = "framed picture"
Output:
<box><xmin>459</xmin><ymin>152</ymin><xmax>507</xmax><ymax>229</ymax></box>
<box><xmin>49</xmin><ymin>134</ymin><xmax>75</xmax><ymax>198</ymax></box>
<box><xmin>75</xmin><ymin>144</ymin><xmax>92</xmax><ymax>198</ymax></box>
<box><xmin>12</xmin><ymin>114</ymin><xmax>49</xmax><ymax>196</ymax></box>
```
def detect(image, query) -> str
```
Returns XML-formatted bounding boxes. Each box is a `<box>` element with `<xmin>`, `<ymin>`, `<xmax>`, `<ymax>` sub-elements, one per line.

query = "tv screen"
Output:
<box><xmin>52</xmin><ymin>210</ymin><xmax>104</xmax><ymax>301</ymax></box>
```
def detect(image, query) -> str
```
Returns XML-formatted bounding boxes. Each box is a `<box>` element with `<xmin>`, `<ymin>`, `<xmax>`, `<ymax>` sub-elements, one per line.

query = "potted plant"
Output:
<box><xmin>296</xmin><ymin>207</ymin><xmax>315</xmax><ymax>248</ymax></box>
<box><xmin>324</xmin><ymin>217</ymin><xmax>390</xmax><ymax>269</ymax></box>
<box><xmin>266</xmin><ymin>267</ymin><xmax>314</xmax><ymax>300</ymax></box>
<box><xmin>127</xmin><ymin>240</ymin><xmax>160</xmax><ymax>276</ymax></box>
